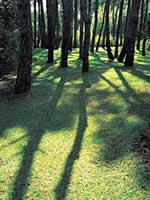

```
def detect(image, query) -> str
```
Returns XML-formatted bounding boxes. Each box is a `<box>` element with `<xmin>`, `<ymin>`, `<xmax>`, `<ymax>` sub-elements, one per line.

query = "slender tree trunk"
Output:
<box><xmin>80</xmin><ymin>0</ymin><xmax>84</xmax><ymax>58</ymax></box>
<box><xmin>55</xmin><ymin>0</ymin><xmax>60</xmax><ymax>50</ymax></box>
<box><xmin>118</xmin><ymin>0</ymin><xmax>131</xmax><ymax>62</ymax></box>
<box><xmin>34</xmin><ymin>0</ymin><xmax>37</xmax><ymax>48</ymax></box>
<box><xmin>40</xmin><ymin>0</ymin><xmax>46</xmax><ymax>48</ymax></box>
<box><xmin>124</xmin><ymin>0</ymin><xmax>142</xmax><ymax>67</ymax></box>
<box><xmin>37</xmin><ymin>0</ymin><xmax>41</xmax><ymax>48</ymax></box>
<box><xmin>115</xmin><ymin>0</ymin><xmax>124</xmax><ymax>58</ymax></box>
<box><xmin>61</xmin><ymin>0</ymin><xmax>73</xmax><ymax>67</ymax></box>
<box><xmin>15</xmin><ymin>0</ymin><xmax>32</xmax><ymax>94</ymax></box>
<box><xmin>91</xmin><ymin>0</ymin><xmax>99</xmax><ymax>52</ymax></box>
<box><xmin>46</xmin><ymin>0</ymin><xmax>55</xmax><ymax>63</ymax></box>
<box><xmin>96</xmin><ymin>6</ymin><xmax>105</xmax><ymax>52</ymax></box>
<box><xmin>105</xmin><ymin>0</ymin><xmax>114</xmax><ymax>61</ymax></box>
<box><xmin>82</xmin><ymin>0</ymin><xmax>91</xmax><ymax>72</ymax></box>
<box><xmin>73</xmin><ymin>0</ymin><xmax>78</xmax><ymax>48</ymax></box>
<box><xmin>142</xmin><ymin>0</ymin><xmax>149</xmax><ymax>56</ymax></box>
<box><xmin>137</xmin><ymin>0</ymin><xmax>144</xmax><ymax>51</ymax></box>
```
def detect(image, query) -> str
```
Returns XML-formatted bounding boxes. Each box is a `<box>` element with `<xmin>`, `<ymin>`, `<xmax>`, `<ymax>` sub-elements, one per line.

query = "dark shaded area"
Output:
<box><xmin>55</xmin><ymin>74</ymin><xmax>90</xmax><ymax>200</ymax></box>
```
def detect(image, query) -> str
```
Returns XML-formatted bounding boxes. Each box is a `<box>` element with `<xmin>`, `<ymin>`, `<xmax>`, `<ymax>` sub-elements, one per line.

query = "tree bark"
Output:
<box><xmin>82</xmin><ymin>0</ymin><xmax>91</xmax><ymax>72</ymax></box>
<box><xmin>79</xmin><ymin>0</ymin><xmax>84</xmax><ymax>58</ymax></box>
<box><xmin>46</xmin><ymin>0</ymin><xmax>55</xmax><ymax>63</ymax></box>
<box><xmin>137</xmin><ymin>0</ymin><xmax>144</xmax><ymax>51</ymax></box>
<box><xmin>115</xmin><ymin>0</ymin><xmax>124</xmax><ymax>58</ymax></box>
<box><xmin>61</xmin><ymin>0</ymin><xmax>73</xmax><ymax>67</ymax></box>
<box><xmin>105</xmin><ymin>0</ymin><xmax>114</xmax><ymax>61</ymax></box>
<box><xmin>39</xmin><ymin>0</ymin><xmax>46</xmax><ymax>48</ymax></box>
<box><xmin>34</xmin><ymin>0</ymin><xmax>37</xmax><ymax>48</ymax></box>
<box><xmin>124</xmin><ymin>0</ymin><xmax>141</xmax><ymax>67</ymax></box>
<box><xmin>91</xmin><ymin>0</ymin><xmax>99</xmax><ymax>52</ymax></box>
<box><xmin>15</xmin><ymin>0</ymin><xmax>32</xmax><ymax>94</ymax></box>
<box><xmin>96</xmin><ymin>5</ymin><xmax>105</xmax><ymax>52</ymax></box>
<box><xmin>73</xmin><ymin>0</ymin><xmax>78</xmax><ymax>48</ymax></box>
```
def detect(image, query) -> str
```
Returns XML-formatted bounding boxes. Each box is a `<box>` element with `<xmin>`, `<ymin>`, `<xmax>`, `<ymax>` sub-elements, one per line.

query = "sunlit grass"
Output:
<box><xmin>0</xmin><ymin>48</ymin><xmax>150</xmax><ymax>200</ymax></box>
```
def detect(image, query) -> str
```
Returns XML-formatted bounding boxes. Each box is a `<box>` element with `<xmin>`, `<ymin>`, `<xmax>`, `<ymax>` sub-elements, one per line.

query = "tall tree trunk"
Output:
<box><xmin>40</xmin><ymin>0</ymin><xmax>46</xmax><ymax>48</ymax></box>
<box><xmin>91</xmin><ymin>0</ymin><xmax>99</xmax><ymax>52</ymax></box>
<box><xmin>96</xmin><ymin>5</ymin><xmax>105</xmax><ymax>52</ymax></box>
<box><xmin>15</xmin><ymin>0</ymin><xmax>32</xmax><ymax>94</ymax></box>
<box><xmin>115</xmin><ymin>0</ymin><xmax>124</xmax><ymax>58</ymax></box>
<box><xmin>118</xmin><ymin>0</ymin><xmax>131</xmax><ymax>62</ymax></box>
<box><xmin>105</xmin><ymin>0</ymin><xmax>114</xmax><ymax>61</ymax></box>
<box><xmin>79</xmin><ymin>0</ymin><xmax>84</xmax><ymax>58</ymax></box>
<box><xmin>61</xmin><ymin>0</ymin><xmax>73</xmax><ymax>67</ymax></box>
<box><xmin>46</xmin><ymin>0</ymin><xmax>55</xmax><ymax>63</ymax></box>
<box><xmin>82</xmin><ymin>0</ymin><xmax>91</xmax><ymax>72</ymax></box>
<box><xmin>73</xmin><ymin>0</ymin><xmax>78</xmax><ymax>48</ymax></box>
<box><xmin>34</xmin><ymin>0</ymin><xmax>37</xmax><ymax>48</ymax></box>
<box><xmin>55</xmin><ymin>0</ymin><xmax>60</xmax><ymax>50</ymax></box>
<box><xmin>37</xmin><ymin>0</ymin><xmax>41</xmax><ymax>48</ymax></box>
<box><xmin>142</xmin><ymin>0</ymin><xmax>149</xmax><ymax>56</ymax></box>
<box><xmin>137</xmin><ymin>0</ymin><xmax>144</xmax><ymax>51</ymax></box>
<box><xmin>124</xmin><ymin>0</ymin><xmax>141</xmax><ymax>67</ymax></box>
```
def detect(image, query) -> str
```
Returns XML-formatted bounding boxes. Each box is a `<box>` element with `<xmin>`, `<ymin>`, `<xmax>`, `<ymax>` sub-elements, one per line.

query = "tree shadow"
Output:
<box><xmin>55</xmin><ymin>74</ymin><xmax>90</xmax><ymax>200</ymax></box>
<box><xmin>11</xmin><ymin>70</ymin><xmax>68</xmax><ymax>200</ymax></box>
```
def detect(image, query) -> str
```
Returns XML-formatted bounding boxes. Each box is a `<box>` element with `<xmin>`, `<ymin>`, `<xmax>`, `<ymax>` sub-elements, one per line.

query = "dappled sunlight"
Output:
<box><xmin>1</xmin><ymin>48</ymin><xmax>150</xmax><ymax>199</ymax></box>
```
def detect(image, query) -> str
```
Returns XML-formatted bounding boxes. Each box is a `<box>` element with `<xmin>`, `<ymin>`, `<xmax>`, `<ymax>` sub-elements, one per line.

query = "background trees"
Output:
<box><xmin>1</xmin><ymin>0</ymin><xmax>150</xmax><ymax>93</ymax></box>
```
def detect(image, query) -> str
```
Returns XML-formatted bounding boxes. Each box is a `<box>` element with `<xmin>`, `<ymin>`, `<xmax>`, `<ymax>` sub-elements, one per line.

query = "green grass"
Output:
<box><xmin>0</xmin><ymin>48</ymin><xmax>150</xmax><ymax>200</ymax></box>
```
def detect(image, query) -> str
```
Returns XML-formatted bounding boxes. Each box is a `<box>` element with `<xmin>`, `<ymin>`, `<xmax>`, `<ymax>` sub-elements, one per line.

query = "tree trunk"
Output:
<box><xmin>105</xmin><ymin>0</ymin><xmax>114</xmax><ymax>61</ymax></box>
<box><xmin>118</xmin><ymin>0</ymin><xmax>131</xmax><ymax>62</ymax></box>
<box><xmin>40</xmin><ymin>0</ymin><xmax>46</xmax><ymax>48</ymax></box>
<box><xmin>15</xmin><ymin>0</ymin><xmax>32</xmax><ymax>94</ymax></box>
<box><xmin>137</xmin><ymin>0</ymin><xmax>144</xmax><ymax>51</ymax></box>
<box><xmin>142</xmin><ymin>0</ymin><xmax>149</xmax><ymax>56</ymax></box>
<box><xmin>96</xmin><ymin>5</ymin><xmax>105</xmax><ymax>52</ymax></box>
<box><xmin>79</xmin><ymin>0</ymin><xmax>84</xmax><ymax>58</ymax></box>
<box><xmin>61</xmin><ymin>0</ymin><xmax>73</xmax><ymax>67</ymax></box>
<box><xmin>73</xmin><ymin>0</ymin><xmax>78</xmax><ymax>48</ymax></box>
<box><xmin>115</xmin><ymin>0</ymin><xmax>124</xmax><ymax>58</ymax></box>
<box><xmin>124</xmin><ymin>0</ymin><xmax>141</xmax><ymax>67</ymax></box>
<box><xmin>82</xmin><ymin>0</ymin><xmax>91</xmax><ymax>72</ymax></box>
<box><xmin>91</xmin><ymin>0</ymin><xmax>99</xmax><ymax>52</ymax></box>
<box><xmin>46</xmin><ymin>0</ymin><xmax>55</xmax><ymax>63</ymax></box>
<box><xmin>55</xmin><ymin>0</ymin><xmax>60</xmax><ymax>50</ymax></box>
<box><xmin>34</xmin><ymin>0</ymin><xmax>37</xmax><ymax>48</ymax></box>
<box><xmin>37</xmin><ymin>0</ymin><xmax>41</xmax><ymax>48</ymax></box>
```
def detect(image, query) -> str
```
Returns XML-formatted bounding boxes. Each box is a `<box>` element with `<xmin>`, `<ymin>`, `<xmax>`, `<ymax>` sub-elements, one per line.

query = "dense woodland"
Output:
<box><xmin>0</xmin><ymin>0</ymin><xmax>150</xmax><ymax>93</ymax></box>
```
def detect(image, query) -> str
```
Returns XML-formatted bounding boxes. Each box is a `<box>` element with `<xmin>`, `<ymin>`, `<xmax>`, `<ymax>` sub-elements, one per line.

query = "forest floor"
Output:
<box><xmin>0</xmin><ymin>48</ymin><xmax>150</xmax><ymax>200</ymax></box>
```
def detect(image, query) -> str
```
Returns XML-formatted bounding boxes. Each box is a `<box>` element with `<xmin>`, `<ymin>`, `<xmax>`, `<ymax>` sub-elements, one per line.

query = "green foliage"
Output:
<box><xmin>0</xmin><ymin>0</ymin><xmax>19</xmax><ymax>77</ymax></box>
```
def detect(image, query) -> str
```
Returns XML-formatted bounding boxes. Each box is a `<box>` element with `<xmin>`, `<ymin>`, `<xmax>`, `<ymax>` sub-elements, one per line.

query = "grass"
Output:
<box><xmin>0</xmin><ymin>48</ymin><xmax>150</xmax><ymax>200</ymax></box>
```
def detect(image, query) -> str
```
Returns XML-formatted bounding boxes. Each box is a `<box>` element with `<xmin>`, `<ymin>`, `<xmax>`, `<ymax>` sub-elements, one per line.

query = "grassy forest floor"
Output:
<box><xmin>0</xmin><ymin>48</ymin><xmax>150</xmax><ymax>200</ymax></box>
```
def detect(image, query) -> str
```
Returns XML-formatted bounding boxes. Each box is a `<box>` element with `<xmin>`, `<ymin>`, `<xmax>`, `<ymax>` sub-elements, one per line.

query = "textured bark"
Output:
<box><xmin>40</xmin><ymin>0</ymin><xmax>46</xmax><ymax>48</ymax></box>
<box><xmin>79</xmin><ymin>0</ymin><xmax>84</xmax><ymax>58</ymax></box>
<box><xmin>90</xmin><ymin>0</ymin><xmax>99</xmax><ymax>52</ymax></box>
<box><xmin>73</xmin><ymin>0</ymin><xmax>78</xmax><ymax>48</ymax></box>
<box><xmin>37</xmin><ymin>0</ymin><xmax>41</xmax><ymax>48</ymax></box>
<box><xmin>142</xmin><ymin>0</ymin><xmax>149</xmax><ymax>56</ymax></box>
<box><xmin>82</xmin><ymin>0</ymin><xmax>91</xmax><ymax>72</ymax></box>
<box><xmin>61</xmin><ymin>0</ymin><xmax>73</xmax><ymax>67</ymax></box>
<box><xmin>55</xmin><ymin>0</ymin><xmax>60</xmax><ymax>49</ymax></box>
<box><xmin>34</xmin><ymin>0</ymin><xmax>37</xmax><ymax>48</ymax></box>
<box><xmin>124</xmin><ymin>0</ymin><xmax>141</xmax><ymax>67</ymax></box>
<box><xmin>46</xmin><ymin>0</ymin><xmax>55</xmax><ymax>63</ymax></box>
<box><xmin>105</xmin><ymin>0</ymin><xmax>114</xmax><ymax>61</ymax></box>
<box><xmin>137</xmin><ymin>0</ymin><xmax>144</xmax><ymax>50</ymax></box>
<box><xmin>96</xmin><ymin>6</ymin><xmax>105</xmax><ymax>52</ymax></box>
<box><xmin>118</xmin><ymin>0</ymin><xmax>131</xmax><ymax>62</ymax></box>
<box><xmin>115</xmin><ymin>0</ymin><xmax>124</xmax><ymax>58</ymax></box>
<box><xmin>15</xmin><ymin>0</ymin><xmax>32</xmax><ymax>94</ymax></box>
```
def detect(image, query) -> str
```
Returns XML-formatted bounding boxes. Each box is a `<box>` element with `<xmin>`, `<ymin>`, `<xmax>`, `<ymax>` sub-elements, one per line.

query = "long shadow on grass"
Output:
<box><xmin>55</xmin><ymin>74</ymin><xmax>90</xmax><ymax>200</ymax></box>
<box><xmin>11</xmin><ymin>71</ymin><xmax>67</xmax><ymax>200</ymax></box>
<box><xmin>95</xmin><ymin>72</ymin><xmax>150</xmax><ymax>190</ymax></box>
